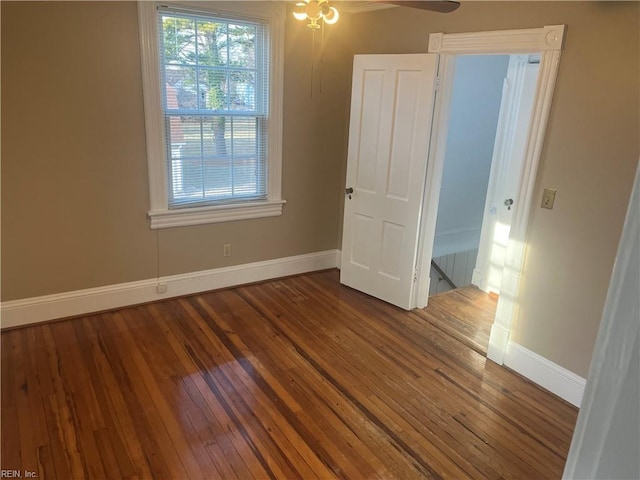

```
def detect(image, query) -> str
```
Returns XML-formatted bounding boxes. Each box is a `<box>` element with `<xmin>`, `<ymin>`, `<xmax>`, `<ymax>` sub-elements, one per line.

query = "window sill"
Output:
<box><xmin>148</xmin><ymin>200</ymin><xmax>286</xmax><ymax>229</ymax></box>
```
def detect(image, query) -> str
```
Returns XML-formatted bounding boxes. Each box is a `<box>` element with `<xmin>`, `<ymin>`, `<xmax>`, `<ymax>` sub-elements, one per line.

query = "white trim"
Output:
<box><xmin>428</xmin><ymin>25</ymin><xmax>565</xmax><ymax>54</ymax></box>
<box><xmin>137</xmin><ymin>1</ymin><xmax>285</xmax><ymax>228</ymax></box>
<box><xmin>471</xmin><ymin>268</ymin><xmax>483</xmax><ymax>290</ymax></box>
<box><xmin>138</xmin><ymin>1</ymin><xmax>168</xmax><ymax>211</ymax></box>
<box><xmin>0</xmin><ymin>250</ymin><xmax>340</xmax><ymax>329</ymax></box>
<box><xmin>268</xmin><ymin>3</ymin><xmax>285</xmax><ymax>205</ymax></box>
<box><xmin>336</xmin><ymin>249</ymin><xmax>342</xmax><ymax>270</ymax></box>
<box><xmin>473</xmin><ymin>54</ymin><xmax>533</xmax><ymax>295</ymax></box>
<box><xmin>148</xmin><ymin>200</ymin><xmax>286</xmax><ymax>229</ymax></box>
<box><xmin>504</xmin><ymin>342</ymin><xmax>586</xmax><ymax>407</ymax></box>
<box><xmin>563</xmin><ymin>164</ymin><xmax>640</xmax><ymax>479</ymax></box>
<box><xmin>487</xmin><ymin>322</ymin><xmax>511</xmax><ymax>358</ymax></box>
<box><xmin>415</xmin><ymin>26</ymin><xmax>566</xmax><ymax>369</ymax></box>
<box><xmin>413</xmin><ymin>54</ymin><xmax>457</xmax><ymax>309</ymax></box>
<box><xmin>488</xmin><ymin>47</ymin><xmax>564</xmax><ymax>364</ymax></box>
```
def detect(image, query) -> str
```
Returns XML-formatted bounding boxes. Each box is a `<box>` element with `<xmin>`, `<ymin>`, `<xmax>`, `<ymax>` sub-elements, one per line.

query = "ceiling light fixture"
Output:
<box><xmin>293</xmin><ymin>0</ymin><xmax>339</xmax><ymax>29</ymax></box>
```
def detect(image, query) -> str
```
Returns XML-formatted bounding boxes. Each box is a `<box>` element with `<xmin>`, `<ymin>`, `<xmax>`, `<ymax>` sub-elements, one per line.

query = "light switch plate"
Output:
<box><xmin>541</xmin><ymin>188</ymin><xmax>557</xmax><ymax>210</ymax></box>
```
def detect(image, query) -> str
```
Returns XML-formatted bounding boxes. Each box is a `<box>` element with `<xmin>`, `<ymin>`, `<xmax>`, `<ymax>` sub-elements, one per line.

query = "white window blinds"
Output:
<box><xmin>157</xmin><ymin>7</ymin><xmax>270</xmax><ymax>208</ymax></box>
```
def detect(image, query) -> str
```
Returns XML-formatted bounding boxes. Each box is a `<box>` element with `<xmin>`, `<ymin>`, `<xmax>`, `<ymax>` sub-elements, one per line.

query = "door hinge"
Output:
<box><xmin>435</xmin><ymin>76</ymin><xmax>441</xmax><ymax>90</ymax></box>
<box><xmin>413</xmin><ymin>268</ymin><xmax>419</xmax><ymax>282</ymax></box>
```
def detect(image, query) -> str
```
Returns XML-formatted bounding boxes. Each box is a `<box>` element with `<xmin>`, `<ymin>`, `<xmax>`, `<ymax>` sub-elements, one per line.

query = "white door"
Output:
<box><xmin>472</xmin><ymin>55</ymin><xmax>540</xmax><ymax>294</ymax></box>
<box><xmin>340</xmin><ymin>54</ymin><xmax>438</xmax><ymax>310</ymax></box>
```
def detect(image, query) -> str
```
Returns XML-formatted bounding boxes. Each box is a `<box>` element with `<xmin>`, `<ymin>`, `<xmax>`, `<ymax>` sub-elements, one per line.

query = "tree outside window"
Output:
<box><xmin>160</xmin><ymin>13</ymin><xmax>266</xmax><ymax>206</ymax></box>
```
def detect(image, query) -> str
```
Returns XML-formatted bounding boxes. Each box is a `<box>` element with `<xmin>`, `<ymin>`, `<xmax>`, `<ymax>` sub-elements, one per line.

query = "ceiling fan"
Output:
<box><xmin>293</xmin><ymin>0</ymin><xmax>460</xmax><ymax>30</ymax></box>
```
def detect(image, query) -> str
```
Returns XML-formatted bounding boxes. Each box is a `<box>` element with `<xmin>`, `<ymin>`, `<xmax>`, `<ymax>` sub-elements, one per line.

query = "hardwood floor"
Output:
<box><xmin>1</xmin><ymin>270</ymin><xmax>578</xmax><ymax>479</ymax></box>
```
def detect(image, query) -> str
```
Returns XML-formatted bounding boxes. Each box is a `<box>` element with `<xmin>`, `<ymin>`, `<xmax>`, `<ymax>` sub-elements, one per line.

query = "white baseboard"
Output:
<box><xmin>504</xmin><ymin>342</ymin><xmax>586</xmax><ymax>407</ymax></box>
<box><xmin>1</xmin><ymin>250</ymin><xmax>340</xmax><ymax>329</ymax></box>
<box><xmin>0</xmin><ymin>250</ymin><xmax>587</xmax><ymax>409</ymax></box>
<box><xmin>487</xmin><ymin>322</ymin><xmax>511</xmax><ymax>365</ymax></box>
<box><xmin>471</xmin><ymin>268</ymin><xmax>483</xmax><ymax>289</ymax></box>
<box><xmin>472</xmin><ymin>268</ymin><xmax>495</xmax><ymax>294</ymax></box>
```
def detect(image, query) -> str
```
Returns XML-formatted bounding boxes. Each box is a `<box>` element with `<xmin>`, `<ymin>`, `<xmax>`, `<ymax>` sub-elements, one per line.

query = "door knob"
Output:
<box><xmin>345</xmin><ymin>187</ymin><xmax>354</xmax><ymax>199</ymax></box>
<box><xmin>504</xmin><ymin>198</ymin><xmax>514</xmax><ymax>210</ymax></box>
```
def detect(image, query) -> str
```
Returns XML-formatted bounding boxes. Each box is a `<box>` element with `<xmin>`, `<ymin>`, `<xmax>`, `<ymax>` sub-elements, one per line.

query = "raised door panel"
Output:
<box><xmin>341</xmin><ymin>54</ymin><xmax>438</xmax><ymax>310</ymax></box>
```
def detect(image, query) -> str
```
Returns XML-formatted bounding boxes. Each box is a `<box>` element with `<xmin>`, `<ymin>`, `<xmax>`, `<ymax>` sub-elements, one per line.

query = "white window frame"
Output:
<box><xmin>138</xmin><ymin>1</ymin><xmax>285</xmax><ymax>229</ymax></box>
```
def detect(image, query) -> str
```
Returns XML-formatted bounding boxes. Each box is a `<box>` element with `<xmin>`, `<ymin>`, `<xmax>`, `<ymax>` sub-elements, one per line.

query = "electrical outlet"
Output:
<box><xmin>541</xmin><ymin>188</ymin><xmax>557</xmax><ymax>210</ymax></box>
<box><xmin>156</xmin><ymin>283</ymin><xmax>168</xmax><ymax>294</ymax></box>
<box><xmin>223</xmin><ymin>243</ymin><xmax>232</xmax><ymax>257</ymax></box>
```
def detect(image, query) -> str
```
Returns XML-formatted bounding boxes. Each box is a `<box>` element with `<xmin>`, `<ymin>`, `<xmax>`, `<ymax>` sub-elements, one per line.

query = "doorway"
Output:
<box><xmin>429</xmin><ymin>54</ymin><xmax>541</xmax><ymax>298</ymax></box>
<box><xmin>413</xmin><ymin>25</ymin><xmax>566</xmax><ymax>365</ymax></box>
<box><xmin>340</xmin><ymin>25</ymin><xmax>566</xmax><ymax>365</ymax></box>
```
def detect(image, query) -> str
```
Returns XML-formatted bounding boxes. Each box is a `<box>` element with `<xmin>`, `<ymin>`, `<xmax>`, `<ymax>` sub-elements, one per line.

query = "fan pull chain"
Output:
<box><xmin>310</xmin><ymin>27</ymin><xmax>316</xmax><ymax>98</ymax></box>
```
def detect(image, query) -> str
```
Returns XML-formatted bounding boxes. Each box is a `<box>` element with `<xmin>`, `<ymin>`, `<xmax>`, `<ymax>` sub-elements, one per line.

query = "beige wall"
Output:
<box><xmin>2</xmin><ymin>2</ymin><xmax>638</xmax><ymax>378</ymax></box>
<box><xmin>337</xmin><ymin>1</ymin><xmax>639</xmax><ymax>377</ymax></box>
<box><xmin>1</xmin><ymin>2</ymin><xmax>343</xmax><ymax>299</ymax></box>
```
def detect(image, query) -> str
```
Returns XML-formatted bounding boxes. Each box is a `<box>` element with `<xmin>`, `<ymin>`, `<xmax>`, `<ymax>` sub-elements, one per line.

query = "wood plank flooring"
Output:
<box><xmin>1</xmin><ymin>270</ymin><xmax>578</xmax><ymax>479</ymax></box>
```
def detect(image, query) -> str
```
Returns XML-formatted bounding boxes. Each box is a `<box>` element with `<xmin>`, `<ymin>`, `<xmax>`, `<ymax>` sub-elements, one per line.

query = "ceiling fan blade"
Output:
<box><xmin>379</xmin><ymin>1</ymin><xmax>461</xmax><ymax>13</ymax></box>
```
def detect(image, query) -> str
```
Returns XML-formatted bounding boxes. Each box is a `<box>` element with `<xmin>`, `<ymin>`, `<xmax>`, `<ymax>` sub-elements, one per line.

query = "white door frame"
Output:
<box><xmin>473</xmin><ymin>54</ymin><xmax>540</xmax><ymax>294</ymax></box>
<box><xmin>413</xmin><ymin>25</ymin><xmax>566</xmax><ymax>365</ymax></box>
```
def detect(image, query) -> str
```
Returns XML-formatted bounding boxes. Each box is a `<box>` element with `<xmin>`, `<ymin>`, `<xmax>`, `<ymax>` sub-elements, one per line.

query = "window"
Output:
<box><xmin>138</xmin><ymin>2</ymin><xmax>285</xmax><ymax>229</ymax></box>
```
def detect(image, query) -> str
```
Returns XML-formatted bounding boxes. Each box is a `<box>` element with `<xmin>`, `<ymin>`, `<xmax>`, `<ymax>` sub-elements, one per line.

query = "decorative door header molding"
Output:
<box><xmin>429</xmin><ymin>25</ymin><xmax>566</xmax><ymax>54</ymax></box>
